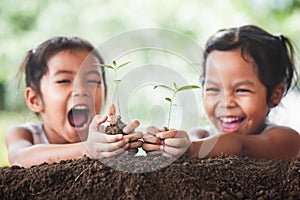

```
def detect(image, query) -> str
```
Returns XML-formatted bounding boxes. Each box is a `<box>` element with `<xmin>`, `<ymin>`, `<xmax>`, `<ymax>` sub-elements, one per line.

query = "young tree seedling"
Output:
<box><xmin>154</xmin><ymin>82</ymin><xmax>200</xmax><ymax>129</ymax></box>
<box><xmin>98</xmin><ymin>60</ymin><xmax>130</xmax><ymax>117</ymax></box>
<box><xmin>98</xmin><ymin>60</ymin><xmax>131</xmax><ymax>134</ymax></box>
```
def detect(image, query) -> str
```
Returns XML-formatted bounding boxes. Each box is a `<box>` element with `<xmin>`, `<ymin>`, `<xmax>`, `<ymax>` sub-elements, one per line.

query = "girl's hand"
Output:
<box><xmin>107</xmin><ymin>103</ymin><xmax>143</xmax><ymax>154</ymax></box>
<box><xmin>156</xmin><ymin>129</ymin><xmax>191</xmax><ymax>158</ymax></box>
<box><xmin>142</xmin><ymin>126</ymin><xmax>171</xmax><ymax>156</ymax></box>
<box><xmin>142</xmin><ymin>126</ymin><xmax>164</xmax><ymax>155</ymax></box>
<box><xmin>84</xmin><ymin>115</ymin><xmax>129</xmax><ymax>159</ymax></box>
<box><xmin>143</xmin><ymin>126</ymin><xmax>191</xmax><ymax>157</ymax></box>
<box><xmin>123</xmin><ymin>120</ymin><xmax>143</xmax><ymax>153</ymax></box>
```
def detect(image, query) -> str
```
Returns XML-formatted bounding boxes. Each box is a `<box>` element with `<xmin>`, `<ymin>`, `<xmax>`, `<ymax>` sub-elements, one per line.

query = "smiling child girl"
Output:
<box><xmin>6</xmin><ymin>37</ymin><xmax>142</xmax><ymax>167</ymax></box>
<box><xmin>143</xmin><ymin>25</ymin><xmax>300</xmax><ymax>159</ymax></box>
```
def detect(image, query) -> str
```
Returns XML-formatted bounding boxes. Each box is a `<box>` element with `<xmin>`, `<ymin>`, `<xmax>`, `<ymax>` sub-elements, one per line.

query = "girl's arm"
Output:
<box><xmin>186</xmin><ymin>126</ymin><xmax>300</xmax><ymax>159</ymax></box>
<box><xmin>6</xmin><ymin>127</ymin><xmax>90</xmax><ymax>167</ymax></box>
<box><xmin>5</xmin><ymin>116</ymin><xmax>129</xmax><ymax>168</ymax></box>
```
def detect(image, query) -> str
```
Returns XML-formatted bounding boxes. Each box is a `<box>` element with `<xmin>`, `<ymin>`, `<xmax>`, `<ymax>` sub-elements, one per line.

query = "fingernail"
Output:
<box><xmin>124</xmin><ymin>138</ymin><xmax>129</xmax><ymax>143</ymax></box>
<box><xmin>133</xmin><ymin>120</ymin><xmax>140</xmax><ymax>126</ymax></box>
<box><xmin>97</xmin><ymin>115</ymin><xmax>106</xmax><ymax>123</ymax></box>
<box><xmin>156</xmin><ymin>133</ymin><xmax>162</xmax><ymax>137</ymax></box>
<box><xmin>160</xmin><ymin>145</ymin><xmax>164</xmax><ymax>150</ymax></box>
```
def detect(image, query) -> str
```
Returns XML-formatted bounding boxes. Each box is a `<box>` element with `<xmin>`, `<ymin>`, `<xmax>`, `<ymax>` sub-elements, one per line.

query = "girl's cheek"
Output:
<box><xmin>203</xmin><ymin>100</ymin><xmax>213</xmax><ymax>116</ymax></box>
<box><xmin>93</xmin><ymin>96</ymin><xmax>103</xmax><ymax>114</ymax></box>
<box><xmin>204</xmin><ymin>96</ymin><xmax>216</xmax><ymax>109</ymax></box>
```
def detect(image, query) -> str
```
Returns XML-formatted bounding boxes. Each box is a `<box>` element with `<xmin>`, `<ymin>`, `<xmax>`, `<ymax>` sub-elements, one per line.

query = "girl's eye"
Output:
<box><xmin>87</xmin><ymin>79</ymin><xmax>101</xmax><ymax>85</ymax></box>
<box><xmin>56</xmin><ymin>80</ymin><xmax>71</xmax><ymax>84</ymax></box>
<box><xmin>205</xmin><ymin>87</ymin><xmax>219</xmax><ymax>93</ymax></box>
<box><xmin>236</xmin><ymin>88</ymin><xmax>252</xmax><ymax>93</ymax></box>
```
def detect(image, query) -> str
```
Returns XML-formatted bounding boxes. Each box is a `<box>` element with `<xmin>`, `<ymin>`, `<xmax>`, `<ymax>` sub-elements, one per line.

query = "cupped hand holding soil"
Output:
<box><xmin>103</xmin><ymin>104</ymin><xmax>143</xmax><ymax>154</ymax></box>
<box><xmin>84</xmin><ymin>115</ymin><xmax>129</xmax><ymax>159</ymax></box>
<box><xmin>142</xmin><ymin>126</ymin><xmax>191</xmax><ymax>157</ymax></box>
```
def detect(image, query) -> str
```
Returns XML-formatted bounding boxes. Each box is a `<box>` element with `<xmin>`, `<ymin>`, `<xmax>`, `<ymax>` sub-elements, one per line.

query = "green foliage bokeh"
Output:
<box><xmin>1</xmin><ymin>0</ymin><xmax>300</xmax><ymax>111</ymax></box>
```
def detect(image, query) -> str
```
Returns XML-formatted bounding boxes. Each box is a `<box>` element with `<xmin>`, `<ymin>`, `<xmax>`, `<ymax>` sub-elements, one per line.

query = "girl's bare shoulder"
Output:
<box><xmin>5</xmin><ymin>124</ymin><xmax>36</xmax><ymax>144</ymax></box>
<box><xmin>263</xmin><ymin>123</ymin><xmax>299</xmax><ymax>134</ymax></box>
<box><xmin>262</xmin><ymin>124</ymin><xmax>299</xmax><ymax>141</ymax></box>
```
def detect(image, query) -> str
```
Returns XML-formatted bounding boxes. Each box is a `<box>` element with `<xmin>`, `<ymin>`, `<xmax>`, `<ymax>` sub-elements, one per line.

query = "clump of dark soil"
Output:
<box><xmin>105</xmin><ymin>124</ymin><xmax>124</xmax><ymax>135</ymax></box>
<box><xmin>0</xmin><ymin>155</ymin><xmax>299</xmax><ymax>199</ymax></box>
<box><xmin>105</xmin><ymin>116</ymin><xmax>127</xmax><ymax>135</ymax></box>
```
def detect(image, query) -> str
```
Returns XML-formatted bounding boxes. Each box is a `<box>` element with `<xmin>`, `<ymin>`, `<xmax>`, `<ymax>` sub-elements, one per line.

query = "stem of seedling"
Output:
<box><xmin>113</xmin><ymin>65</ymin><xmax>121</xmax><ymax>116</ymax></box>
<box><xmin>167</xmin><ymin>92</ymin><xmax>176</xmax><ymax>129</ymax></box>
<box><xmin>154</xmin><ymin>82</ymin><xmax>200</xmax><ymax>129</ymax></box>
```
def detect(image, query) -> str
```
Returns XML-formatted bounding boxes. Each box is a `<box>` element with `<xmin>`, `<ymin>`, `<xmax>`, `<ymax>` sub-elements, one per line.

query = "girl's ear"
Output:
<box><xmin>25</xmin><ymin>87</ymin><xmax>44</xmax><ymax>113</ymax></box>
<box><xmin>268</xmin><ymin>83</ymin><xmax>285</xmax><ymax>108</ymax></box>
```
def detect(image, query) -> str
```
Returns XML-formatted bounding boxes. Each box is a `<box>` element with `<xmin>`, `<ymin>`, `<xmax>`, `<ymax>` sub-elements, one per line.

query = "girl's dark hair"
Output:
<box><xmin>203</xmin><ymin>25</ymin><xmax>297</xmax><ymax>102</ymax></box>
<box><xmin>19</xmin><ymin>36</ymin><xmax>106</xmax><ymax>98</ymax></box>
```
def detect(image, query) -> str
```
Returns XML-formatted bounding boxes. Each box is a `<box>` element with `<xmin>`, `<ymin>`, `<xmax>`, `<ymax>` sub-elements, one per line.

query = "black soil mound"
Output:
<box><xmin>0</xmin><ymin>155</ymin><xmax>299</xmax><ymax>199</ymax></box>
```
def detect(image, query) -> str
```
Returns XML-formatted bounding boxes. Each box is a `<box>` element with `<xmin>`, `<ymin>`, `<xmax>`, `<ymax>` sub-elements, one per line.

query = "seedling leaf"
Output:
<box><xmin>178</xmin><ymin>85</ymin><xmax>200</xmax><ymax>91</ymax></box>
<box><xmin>114</xmin><ymin>79</ymin><xmax>121</xmax><ymax>84</ymax></box>
<box><xmin>153</xmin><ymin>84</ymin><xmax>174</xmax><ymax>92</ymax></box>
<box><xmin>98</xmin><ymin>64</ymin><xmax>114</xmax><ymax>69</ymax></box>
<box><xmin>113</xmin><ymin>60</ymin><xmax>116</xmax><ymax>66</ymax></box>
<box><xmin>173</xmin><ymin>82</ymin><xmax>178</xmax><ymax>90</ymax></box>
<box><xmin>165</xmin><ymin>97</ymin><xmax>172</xmax><ymax>102</ymax></box>
<box><xmin>117</xmin><ymin>61</ymin><xmax>131</xmax><ymax>69</ymax></box>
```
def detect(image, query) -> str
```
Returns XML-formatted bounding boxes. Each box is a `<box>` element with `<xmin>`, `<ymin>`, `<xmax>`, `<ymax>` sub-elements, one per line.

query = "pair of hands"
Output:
<box><xmin>84</xmin><ymin>103</ymin><xmax>143</xmax><ymax>159</ymax></box>
<box><xmin>85</xmin><ymin>115</ymin><xmax>143</xmax><ymax>159</ymax></box>
<box><xmin>84</xmin><ymin>104</ymin><xmax>191</xmax><ymax>159</ymax></box>
<box><xmin>142</xmin><ymin>126</ymin><xmax>191</xmax><ymax>158</ymax></box>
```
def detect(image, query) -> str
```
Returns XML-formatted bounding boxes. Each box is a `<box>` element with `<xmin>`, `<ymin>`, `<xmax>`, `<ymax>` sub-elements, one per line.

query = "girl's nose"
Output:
<box><xmin>220</xmin><ymin>92</ymin><xmax>236</xmax><ymax>108</ymax></box>
<box><xmin>72</xmin><ymin>81</ymin><xmax>89</xmax><ymax>97</ymax></box>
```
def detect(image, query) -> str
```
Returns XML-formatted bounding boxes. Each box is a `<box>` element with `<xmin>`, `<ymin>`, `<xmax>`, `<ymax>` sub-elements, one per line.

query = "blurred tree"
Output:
<box><xmin>0</xmin><ymin>0</ymin><xmax>300</xmax><ymax>111</ymax></box>
<box><xmin>0</xmin><ymin>81</ymin><xmax>4</xmax><ymax>110</ymax></box>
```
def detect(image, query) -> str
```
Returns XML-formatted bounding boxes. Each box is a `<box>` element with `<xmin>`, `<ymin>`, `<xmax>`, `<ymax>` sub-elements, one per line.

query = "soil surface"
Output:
<box><xmin>0</xmin><ymin>155</ymin><xmax>299</xmax><ymax>199</ymax></box>
<box><xmin>105</xmin><ymin>116</ymin><xmax>127</xmax><ymax>135</ymax></box>
<box><xmin>105</xmin><ymin>123</ymin><xmax>125</xmax><ymax>135</ymax></box>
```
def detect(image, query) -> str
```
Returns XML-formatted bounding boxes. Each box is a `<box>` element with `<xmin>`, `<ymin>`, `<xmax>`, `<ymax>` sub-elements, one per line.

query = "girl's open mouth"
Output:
<box><xmin>219</xmin><ymin>116</ymin><xmax>245</xmax><ymax>133</ymax></box>
<box><xmin>68</xmin><ymin>105</ymin><xmax>89</xmax><ymax>129</ymax></box>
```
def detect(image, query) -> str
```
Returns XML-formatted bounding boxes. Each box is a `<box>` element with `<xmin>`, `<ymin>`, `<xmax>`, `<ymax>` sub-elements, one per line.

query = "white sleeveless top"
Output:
<box><xmin>20</xmin><ymin>123</ymin><xmax>50</xmax><ymax>144</ymax></box>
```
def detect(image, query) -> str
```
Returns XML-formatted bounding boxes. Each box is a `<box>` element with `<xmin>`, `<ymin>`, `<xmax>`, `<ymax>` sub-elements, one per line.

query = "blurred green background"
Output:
<box><xmin>1</xmin><ymin>0</ymin><xmax>300</xmax><ymax>167</ymax></box>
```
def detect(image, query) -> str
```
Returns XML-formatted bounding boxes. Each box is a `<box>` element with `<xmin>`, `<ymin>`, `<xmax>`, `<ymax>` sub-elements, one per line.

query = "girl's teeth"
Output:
<box><xmin>74</xmin><ymin>105</ymin><xmax>88</xmax><ymax>110</ymax></box>
<box><xmin>220</xmin><ymin>117</ymin><xmax>240</xmax><ymax>123</ymax></box>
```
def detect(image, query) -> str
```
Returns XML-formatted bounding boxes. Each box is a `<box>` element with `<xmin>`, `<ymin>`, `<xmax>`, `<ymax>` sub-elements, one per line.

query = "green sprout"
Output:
<box><xmin>98</xmin><ymin>60</ymin><xmax>131</xmax><ymax>116</ymax></box>
<box><xmin>154</xmin><ymin>82</ymin><xmax>200</xmax><ymax>129</ymax></box>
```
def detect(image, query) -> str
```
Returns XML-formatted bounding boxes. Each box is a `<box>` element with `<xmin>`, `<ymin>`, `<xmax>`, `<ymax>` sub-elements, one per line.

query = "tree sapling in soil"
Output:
<box><xmin>98</xmin><ymin>60</ymin><xmax>131</xmax><ymax>135</ymax></box>
<box><xmin>154</xmin><ymin>82</ymin><xmax>200</xmax><ymax>129</ymax></box>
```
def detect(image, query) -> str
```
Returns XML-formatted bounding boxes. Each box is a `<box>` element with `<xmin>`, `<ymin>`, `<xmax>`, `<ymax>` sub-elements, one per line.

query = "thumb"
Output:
<box><xmin>89</xmin><ymin>115</ymin><xmax>108</xmax><ymax>131</ymax></box>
